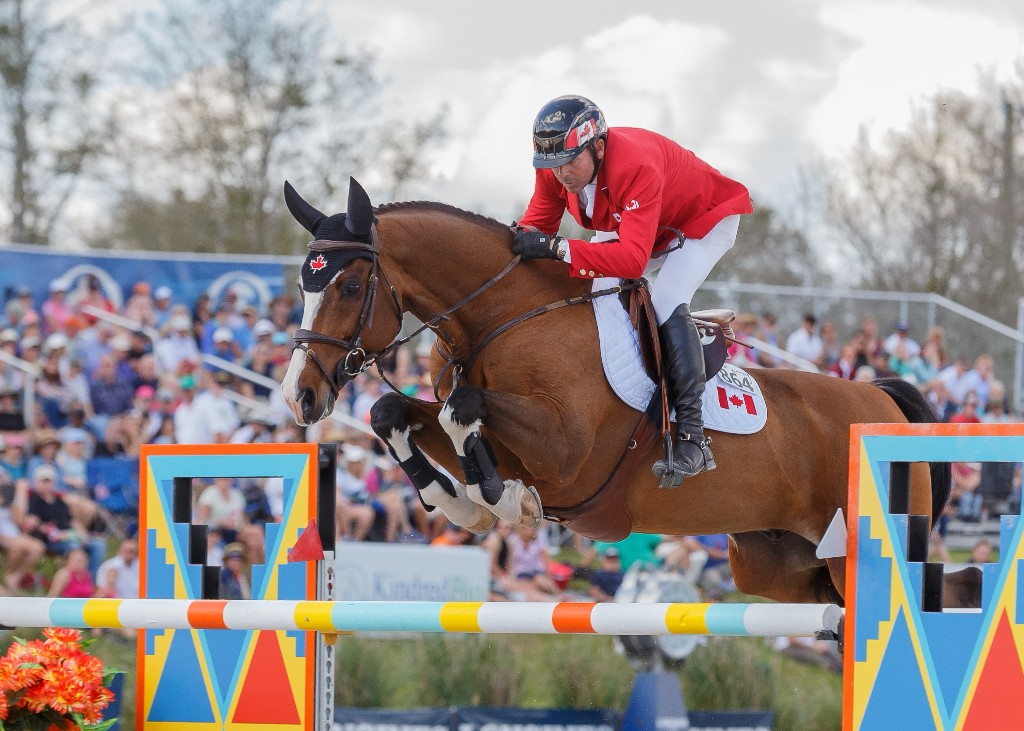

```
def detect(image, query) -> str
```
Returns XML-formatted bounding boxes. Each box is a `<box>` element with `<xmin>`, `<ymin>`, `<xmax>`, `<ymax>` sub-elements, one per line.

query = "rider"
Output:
<box><xmin>513</xmin><ymin>95</ymin><xmax>752</xmax><ymax>485</ymax></box>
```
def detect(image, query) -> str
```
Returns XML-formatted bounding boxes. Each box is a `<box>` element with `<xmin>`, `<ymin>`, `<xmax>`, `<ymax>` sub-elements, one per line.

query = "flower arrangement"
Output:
<box><xmin>0</xmin><ymin>628</ymin><xmax>118</xmax><ymax>730</ymax></box>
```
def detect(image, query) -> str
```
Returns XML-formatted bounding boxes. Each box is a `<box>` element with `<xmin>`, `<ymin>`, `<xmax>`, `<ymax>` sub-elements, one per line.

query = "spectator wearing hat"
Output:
<box><xmin>0</xmin><ymin>436</ymin><xmax>28</xmax><ymax>481</ymax></box>
<box><xmin>0</xmin><ymin>473</ymin><xmax>46</xmax><ymax>594</ymax></box>
<box><xmin>41</xmin><ymin>280</ymin><xmax>73</xmax><ymax>335</ymax></box>
<box><xmin>18</xmin><ymin>335</ymin><xmax>42</xmax><ymax>366</ymax></box>
<box><xmin>234</xmin><ymin>306</ymin><xmax>260</xmax><ymax>354</ymax></box>
<box><xmin>200</xmin><ymin>302</ymin><xmax>239</xmax><ymax>355</ymax></box>
<box><xmin>172</xmin><ymin>373</ymin><xmax>206</xmax><ymax>444</ymax></box>
<box><xmin>15</xmin><ymin>463</ymin><xmax>106</xmax><ymax>578</ymax></box>
<box><xmin>26</xmin><ymin>430</ymin><xmax>65</xmax><ymax>490</ymax></box>
<box><xmin>230</xmin><ymin>412</ymin><xmax>277</xmax><ymax>444</ymax></box>
<box><xmin>219</xmin><ymin>542</ymin><xmax>250</xmax><ymax>600</ymax></box>
<box><xmin>0</xmin><ymin>330</ymin><xmax>25</xmax><ymax>395</ymax></box>
<box><xmin>152</xmin><ymin>286</ymin><xmax>175</xmax><ymax>329</ymax></box>
<box><xmin>209</xmin><ymin>326</ymin><xmax>242</xmax><ymax>365</ymax></box>
<box><xmin>883</xmin><ymin>321</ymin><xmax>921</xmax><ymax>360</ymax></box>
<box><xmin>335</xmin><ymin>445</ymin><xmax>378</xmax><ymax>542</ymax></box>
<box><xmin>587</xmin><ymin>547</ymin><xmax>625</xmax><ymax>602</ymax></box>
<box><xmin>192</xmin><ymin>370</ymin><xmax>240</xmax><ymax>444</ymax></box>
<box><xmin>156</xmin><ymin>315</ymin><xmax>201</xmax><ymax>374</ymax></box>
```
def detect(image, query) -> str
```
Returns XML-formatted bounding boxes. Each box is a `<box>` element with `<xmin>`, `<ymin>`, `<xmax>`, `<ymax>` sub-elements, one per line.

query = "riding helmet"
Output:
<box><xmin>532</xmin><ymin>95</ymin><xmax>608</xmax><ymax>169</ymax></box>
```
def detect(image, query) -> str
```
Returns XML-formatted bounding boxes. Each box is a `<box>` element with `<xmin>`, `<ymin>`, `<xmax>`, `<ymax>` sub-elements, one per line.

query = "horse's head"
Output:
<box><xmin>281</xmin><ymin>178</ymin><xmax>403</xmax><ymax>426</ymax></box>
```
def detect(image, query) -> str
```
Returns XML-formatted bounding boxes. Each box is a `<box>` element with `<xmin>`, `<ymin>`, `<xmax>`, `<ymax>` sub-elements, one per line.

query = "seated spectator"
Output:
<box><xmin>191</xmin><ymin>370</ymin><xmax>240</xmax><ymax>443</ymax></box>
<box><xmin>335</xmin><ymin>445</ymin><xmax>379</xmax><ymax>542</ymax></box>
<box><xmin>590</xmin><ymin>532</ymin><xmax>663</xmax><ymax>572</ymax></box>
<box><xmin>951</xmin><ymin>462</ymin><xmax>983</xmax><ymax>522</ymax></box>
<box><xmin>939</xmin><ymin>357</ymin><xmax>972</xmax><ymax>409</ymax></box>
<box><xmin>47</xmin><ymin>547</ymin><xmax>95</xmax><ymax>599</ymax></box>
<box><xmin>0</xmin><ymin>476</ymin><xmax>45</xmax><ymax>593</ymax></box>
<box><xmin>482</xmin><ymin>521</ymin><xmax>522</xmax><ymax>600</ymax></box>
<box><xmin>210</xmin><ymin>327</ymin><xmax>243</xmax><ymax>364</ymax></box>
<box><xmin>376</xmin><ymin>462</ymin><xmax>439</xmax><ymax>543</ymax></box>
<box><xmin>26</xmin><ymin>429</ymin><xmax>64</xmax><ymax>488</ymax></box>
<box><xmin>690</xmin><ymin>533</ymin><xmax>735</xmax><ymax>600</ymax></box>
<box><xmin>0</xmin><ymin>435</ymin><xmax>28</xmax><ymax>481</ymax></box>
<box><xmin>882</xmin><ymin>321</ymin><xmax>920</xmax><ymax>359</ymax></box>
<box><xmin>962</xmin><ymin>355</ymin><xmax>996</xmax><ymax>410</ymax></box>
<box><xmin>156</xmin><ymin>315</ymin><xmax>201</xmax><ymax>374</ymax></box>
<box><xmin>152</xmin><ymin>286</ymin><xmax>175</xmax><ymax>328</ymax></box>
<box><xmin>219</xmin><ymin>542</ymin><xmax>250</xmax><ymax>599</ymax></box>
<box><xmin>505</xmin><ymin>524</ymin><xmax>565</xmax><ymax>600</ymax></box>
<box><xmin>968</xmin><ymin>538</ymin><xmax>993</xmax><ymax>565</ymax></box>
<box><xmin>587</xmin><ymin>546</ymin><xmax>625</xmax><ymax>602</ymax></box>
<box><xmin>196</xmin><ymin>477</ymin><xmax>246</xmax><ymax>544</ymax></box>
<box><xmin>17</xmin><ymin>464</ymin><xmax>106</xmax><ymax>578</ymax></box>
<box><xmin>89</xmin><ymin>353</ymin><xmax>135</xmax><ymax>428</ymax></box>
<box><xmin>41</xmin><ymin>279</ymin><xmax>73</xmax><ymax>335</ymax></box>
<box><xmin>982</xmin><ymin>382</ymin><xmax>1013</xmax><ymax>423</ymax></box>
<box><xmin>54</xmin><ymin>428</ymin><xmax>100</xmax><ymax>530</ymax></box>
<box><xmin>785</xmin><ymin>313</ymin><xmax>824</xmax><ymax>368</ymax></box>
<box><xmin>96</xmin><ymin>537</ymin><xmax>139</xmax><ymax>599</ymax></box>
<box><xmin>951</xmin><ymin>393</ymin><xmax>982</xmax><ymax>425</ymax></box>
<box><xmin>828</xmin><ymin>344</ymin><xmax>858</xmax><ymax>380</ymax></box>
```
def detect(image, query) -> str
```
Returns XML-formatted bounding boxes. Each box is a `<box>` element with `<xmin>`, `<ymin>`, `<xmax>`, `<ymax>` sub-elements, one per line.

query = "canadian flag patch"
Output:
<box><xmin>700</xmin><ymin>363</ymin><xmax>767</xmax><ymax>435</ymax></box>
<box><xmin>309</xmin><ymin>254</ymin><xmax>327</xmax><ymax>272</ymax></box>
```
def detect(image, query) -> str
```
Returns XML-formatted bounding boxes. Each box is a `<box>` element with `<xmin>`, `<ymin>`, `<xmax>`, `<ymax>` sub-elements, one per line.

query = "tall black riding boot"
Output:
<box><xmin>652</xmin><ymin>303</ymin><xmax>716</xmax><ymax>488</ymax></box>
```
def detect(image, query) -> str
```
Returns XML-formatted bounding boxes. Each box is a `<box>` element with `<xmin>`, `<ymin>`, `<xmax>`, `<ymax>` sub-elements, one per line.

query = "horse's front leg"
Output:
<box><xmin>369</xmin><ymin>392</ymin><xmax>496</xmax><ymax>533</ymax></box>
<box><xmin>439</xmin><ymin>385</ymin><xmax>543</xmax><ymax>528</ymax></box>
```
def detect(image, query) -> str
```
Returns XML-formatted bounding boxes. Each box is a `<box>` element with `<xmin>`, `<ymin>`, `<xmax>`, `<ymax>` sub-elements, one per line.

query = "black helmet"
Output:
<box><xmin>532</xmin><ymin>95</ymin><xmax>608</xmax><ymax>169</ymax></box>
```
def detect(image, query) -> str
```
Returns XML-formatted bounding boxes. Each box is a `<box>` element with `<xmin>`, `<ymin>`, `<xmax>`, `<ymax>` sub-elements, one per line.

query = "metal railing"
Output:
<box><xmin>81</xmin><ymin>307</ymin><xmax>375</xmax><ymax>437</ymax></box>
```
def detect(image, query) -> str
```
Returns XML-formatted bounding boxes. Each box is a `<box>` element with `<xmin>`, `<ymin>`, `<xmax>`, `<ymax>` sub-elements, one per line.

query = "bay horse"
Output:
<box><xmin>281</xmin><ymin>178</ymin><xmax>976</xmax><ymax>608</ymax></box>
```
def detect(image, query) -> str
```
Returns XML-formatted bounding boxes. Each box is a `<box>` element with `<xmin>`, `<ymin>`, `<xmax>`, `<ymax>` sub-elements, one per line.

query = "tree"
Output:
<box><xmin>718</xmin><ymin>202</ymin><xmax>827</xmax><ymax>287</ymax></box>
<box><xmin>93</xmin><ymin>0</ymin><xmax>447</xmax><ymax>255</ymax></box>
<box><xmin>823</xmin><ymin>72</ymin><xmax>1024</xmax><ymax>323</ymax></box>
<box><xmin>0</xmin><ymin>0</ymin><xmax>111</xmax><ymax>243</ymax></box>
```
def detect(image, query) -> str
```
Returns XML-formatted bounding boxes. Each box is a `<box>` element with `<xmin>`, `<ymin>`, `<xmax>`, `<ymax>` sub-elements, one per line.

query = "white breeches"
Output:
<box><xmin>645</xmin><ymin>214</ymin><xmax>740</xmax><ymax>324</ymax></box>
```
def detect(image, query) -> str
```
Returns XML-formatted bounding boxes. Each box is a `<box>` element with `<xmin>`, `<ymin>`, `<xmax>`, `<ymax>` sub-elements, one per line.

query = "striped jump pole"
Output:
<box><xmin>0</xmin><ymin>598</ymin><xmax>841</xmax><ymax>638</ymax></box>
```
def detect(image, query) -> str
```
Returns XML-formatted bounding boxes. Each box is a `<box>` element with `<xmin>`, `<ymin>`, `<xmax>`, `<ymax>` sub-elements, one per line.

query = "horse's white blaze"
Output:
<box><xmin>281</xmin><ymin>287</ymin><xmax>326</xmax><ymax>425</ymax></box>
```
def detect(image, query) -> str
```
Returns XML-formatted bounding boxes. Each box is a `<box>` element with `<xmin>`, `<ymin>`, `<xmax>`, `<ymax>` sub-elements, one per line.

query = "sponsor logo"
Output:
<box><xmin>309</xmin><ymin>254</ymin><xmax>327</xmax><ymax>272</ymax></box>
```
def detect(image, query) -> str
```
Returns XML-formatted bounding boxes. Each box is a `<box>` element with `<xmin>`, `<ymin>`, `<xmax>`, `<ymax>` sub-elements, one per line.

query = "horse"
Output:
<box><xmin>280</xmin><ymin>177</ymin><xmax>979</xmax><ymax>608</ymax></box>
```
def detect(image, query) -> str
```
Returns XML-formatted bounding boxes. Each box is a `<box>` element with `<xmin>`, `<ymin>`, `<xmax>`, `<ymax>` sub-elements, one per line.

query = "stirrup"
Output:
<box><xmin>652</xmin><ymin>433</ymin><xmax>715</xmax><ymax>488</ymax></box>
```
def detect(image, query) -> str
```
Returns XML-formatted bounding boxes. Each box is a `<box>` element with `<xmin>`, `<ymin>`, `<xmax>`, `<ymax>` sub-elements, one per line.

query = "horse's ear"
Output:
<box><xmin>284</xmin><ymin>180</ymin><xmax>326</xmax><ymax>235</ymax></box>
<box><xmin>345</xmin><ymin>177</ymin><xmax>374</xmax><ymax>237</ymax></box>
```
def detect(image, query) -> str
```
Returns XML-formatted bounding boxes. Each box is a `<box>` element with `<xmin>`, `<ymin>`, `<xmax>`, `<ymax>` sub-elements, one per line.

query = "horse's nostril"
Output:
<box><xmin>298</xmin><ymin>388</ymin><xmax>316</xmax><ymax>420</ymax></box>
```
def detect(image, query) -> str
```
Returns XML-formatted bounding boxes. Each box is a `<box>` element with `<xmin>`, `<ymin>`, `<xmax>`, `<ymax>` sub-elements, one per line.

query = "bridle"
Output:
<box><xmin>290</xmin><ymin>226</ymin><xmax>403</xmax><ymax>398</ymax></box>
<box><xmin>292</xmin><ymin>221</ymin><xmax>659</xmax><ymax>403</ymax></box>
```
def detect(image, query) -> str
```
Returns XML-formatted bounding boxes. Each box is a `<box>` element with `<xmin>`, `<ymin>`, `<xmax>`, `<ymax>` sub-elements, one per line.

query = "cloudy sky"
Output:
<box><xmin>333</xmin><ymin>0</ymin><xmax>1024</xmax><ymax>221</ymax></box>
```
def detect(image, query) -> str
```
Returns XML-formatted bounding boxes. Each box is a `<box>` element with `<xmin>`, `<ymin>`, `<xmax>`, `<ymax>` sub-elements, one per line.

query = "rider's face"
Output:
<box><xmin>551</xmin><ymin>139</ymin><xmax>604</xmax><ymax>195</ymax></box>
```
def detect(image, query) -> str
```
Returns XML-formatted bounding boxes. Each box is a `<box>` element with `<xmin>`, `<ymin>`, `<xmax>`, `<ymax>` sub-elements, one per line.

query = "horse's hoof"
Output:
<box><xmin>465</xmin><ymin>511</ymin><xmax>499</xmax><ymax>534</ymax></box>
<box><xmin>512</xmin><ymin>483</ymin><xmax>543</xmax><ymax>529</ymax></box>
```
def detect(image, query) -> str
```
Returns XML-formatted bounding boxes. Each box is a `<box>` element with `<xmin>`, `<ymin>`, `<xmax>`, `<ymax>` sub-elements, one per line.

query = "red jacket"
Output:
<box><xmin>518</xmin><ymin>127</ymin><xmax>752</xmax><ymax>279</ymax></box>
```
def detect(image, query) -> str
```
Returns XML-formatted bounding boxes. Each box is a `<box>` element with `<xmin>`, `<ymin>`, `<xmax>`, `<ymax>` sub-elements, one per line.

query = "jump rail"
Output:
<box><xmin>0</xmin><ymin>598</ymin><xmax>841</xmax><ymax>638</ymax></box>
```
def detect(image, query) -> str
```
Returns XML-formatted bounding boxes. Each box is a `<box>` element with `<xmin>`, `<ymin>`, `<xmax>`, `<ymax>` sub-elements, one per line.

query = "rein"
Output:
<box><xmin>292</xmin><ymin>222</ymin><xmax>646</xmax><ymax>403</ymax></box>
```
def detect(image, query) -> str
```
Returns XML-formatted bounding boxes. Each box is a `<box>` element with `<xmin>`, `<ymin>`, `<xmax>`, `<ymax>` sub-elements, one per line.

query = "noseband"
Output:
<box><xmin>291</xmin><ymin>225</ymin><xmax>402</xmax><ymax>397</ymax></box>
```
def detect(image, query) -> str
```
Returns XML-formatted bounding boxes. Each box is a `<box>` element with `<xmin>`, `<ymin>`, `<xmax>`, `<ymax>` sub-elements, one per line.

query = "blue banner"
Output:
<box><xmin>0</xmin><ymin>244</ymin><xmax>296</xmax><ymax>313</ymax></box>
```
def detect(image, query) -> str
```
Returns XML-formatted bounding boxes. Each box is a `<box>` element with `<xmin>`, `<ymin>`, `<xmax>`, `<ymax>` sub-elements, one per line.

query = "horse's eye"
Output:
<box><xmin>343</xmin><ymin>279</ymin><xmax>361</xmax><ymax>296</ymax></box>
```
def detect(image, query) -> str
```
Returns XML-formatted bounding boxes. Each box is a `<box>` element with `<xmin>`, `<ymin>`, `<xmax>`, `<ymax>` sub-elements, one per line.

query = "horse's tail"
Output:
<box><xmin>873</xmin><ymin>377</ymin><xmax>952</xmax><ymax>525</ymax></box>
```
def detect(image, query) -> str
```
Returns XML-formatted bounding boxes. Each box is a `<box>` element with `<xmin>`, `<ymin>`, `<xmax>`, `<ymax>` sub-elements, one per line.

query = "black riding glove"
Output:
<box><xmin>513</xmin><ymin>229</ymin><xmax>565</xmax><ymax>261</ymax></box>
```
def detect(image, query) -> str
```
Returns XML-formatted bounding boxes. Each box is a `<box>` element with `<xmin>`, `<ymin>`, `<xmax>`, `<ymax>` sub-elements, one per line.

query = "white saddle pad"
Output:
<box><xmin>591</xmin><ymin>277</ymin><xmax>767</xmax><ymax>435</ymax></box>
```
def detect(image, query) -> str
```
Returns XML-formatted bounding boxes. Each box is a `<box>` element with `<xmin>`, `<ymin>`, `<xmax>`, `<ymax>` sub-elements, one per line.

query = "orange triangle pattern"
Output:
<box><xmin>231</xmin><ymin>631</ymin><xmax>301</xmax><ymax>724</ymax></box>
<box><xmin>962</xmin><ymin>611</ymin><xmax>1024</xmax><ymax>731</ymax></box>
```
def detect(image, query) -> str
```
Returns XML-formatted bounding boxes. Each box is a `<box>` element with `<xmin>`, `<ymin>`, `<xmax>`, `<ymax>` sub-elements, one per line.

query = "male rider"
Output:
<box><xmin>514</xmin><ymin>95</ymin><xmax>752</xmax><ymax>485</ymax></box>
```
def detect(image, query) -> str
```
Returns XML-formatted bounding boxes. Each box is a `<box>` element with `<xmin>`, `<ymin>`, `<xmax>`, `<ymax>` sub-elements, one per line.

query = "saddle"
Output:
<box><xmin>543</xmin><ymin>287</ymin><xmax>735</xmax><ymax>541</ymax></box>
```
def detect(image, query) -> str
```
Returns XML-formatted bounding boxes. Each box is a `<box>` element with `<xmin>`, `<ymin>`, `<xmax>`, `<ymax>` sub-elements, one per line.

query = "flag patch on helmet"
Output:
<box><xmin>565</xmin><ymin>119</ymin><xmax>596</xmax><ymax>149</ymax></box>
<box><xmin>309</xmin><ymin>254</ymin><xmax>327</xmax><ymax>272</ymax></box>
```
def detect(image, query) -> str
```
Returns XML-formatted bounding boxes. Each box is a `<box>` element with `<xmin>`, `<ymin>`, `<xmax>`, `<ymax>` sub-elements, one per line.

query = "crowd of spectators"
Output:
<box><xmin>0</xmin><ymin>273</ymin><xmax>1018</xmax><ymax>623</ymax></box>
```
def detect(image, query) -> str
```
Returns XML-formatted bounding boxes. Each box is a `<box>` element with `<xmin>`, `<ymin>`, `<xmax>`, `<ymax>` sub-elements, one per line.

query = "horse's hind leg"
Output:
<box><xmin>438</xmin><ymin>385</ymin><xmax>543</xmax><ymax>528</ymax></box>
<box><xmin>729</xmin><ymin>531</ymin><xmax>844</xmax><ymax>605</ymax></box>
<box><xmin>370</xmin><ymin>392</ymin><xmax>496</xmax><ymax>533</ymax></box>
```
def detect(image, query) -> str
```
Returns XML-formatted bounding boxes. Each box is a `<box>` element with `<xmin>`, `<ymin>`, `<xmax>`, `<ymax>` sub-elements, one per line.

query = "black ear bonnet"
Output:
<box><xmin>286</xmin><ymin>178</ymin><xmax>377</xmax><ymax>293</ymax></box>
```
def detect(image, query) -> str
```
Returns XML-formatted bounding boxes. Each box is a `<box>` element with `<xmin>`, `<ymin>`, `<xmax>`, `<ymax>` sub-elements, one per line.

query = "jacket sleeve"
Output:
<box><xmin>517</xmin><ymin>169</ymin><xmax>568</xmax><ymax>234</ymax></box>
<box><xmin>566</xmin><ymin>164</ymin><xmax>661</xmax><ymax>279</ymax></box>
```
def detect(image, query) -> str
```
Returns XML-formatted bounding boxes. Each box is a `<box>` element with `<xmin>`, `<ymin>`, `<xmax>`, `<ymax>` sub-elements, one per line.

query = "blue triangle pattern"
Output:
<box><xmin>147</xmin><ymin>630</ymin><xmax>215</xmax><ymax>722</ymax></box>
<box><xmin>202</xmin><ymin>628</ymin><xmax>250</xmax><ymax>709</ymax></box>
<box><xmin>860</xmin><ymin>611</ymin><xmax>936</xmax><ymax>730</ymax></box>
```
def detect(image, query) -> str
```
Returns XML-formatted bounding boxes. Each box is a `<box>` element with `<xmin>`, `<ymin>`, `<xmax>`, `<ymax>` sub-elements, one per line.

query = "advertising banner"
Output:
<box><xmin>334</xmin><ymin>543</ymin><xmax>490</xmax><ymax>601</ymax></box>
